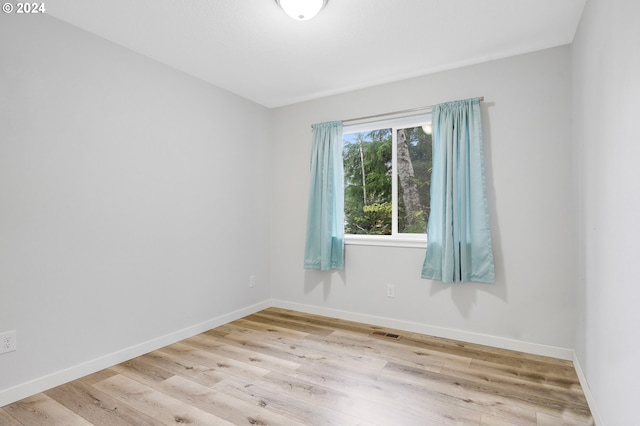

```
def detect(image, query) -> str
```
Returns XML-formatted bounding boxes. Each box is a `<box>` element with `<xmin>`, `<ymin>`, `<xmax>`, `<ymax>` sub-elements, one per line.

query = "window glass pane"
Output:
<box><xmin>397</xmin><ymin>126</ymin><xmax>431</xmax><ymax>234</ymax></box>
<box><xmin>343</xmin><ymin>129</ymin><xmax>392</xmax><ymax>235</ymax></box>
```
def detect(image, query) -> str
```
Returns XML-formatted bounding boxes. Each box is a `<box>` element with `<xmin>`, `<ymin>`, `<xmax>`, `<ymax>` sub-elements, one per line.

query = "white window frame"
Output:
<box><xmin>343</xmin><ymin>113</ymin><xmax>431</xmax><ymax>249</ymax></box>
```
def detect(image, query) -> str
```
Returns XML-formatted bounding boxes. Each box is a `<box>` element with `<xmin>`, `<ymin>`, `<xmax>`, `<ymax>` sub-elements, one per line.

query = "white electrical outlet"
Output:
<box><xmin>386</xmin><ymin>284</ymin><xmax>395</xmax><ymax>298</ymax></box>
<box><xmin>0</xmin><ymin>330</ymin><xmax>17</xmax><ymax>354</ymax></box>
<box><xmin>249</xmin><ymin>275</ymin><xmax>256</xmax><ymax>288</ymax></box>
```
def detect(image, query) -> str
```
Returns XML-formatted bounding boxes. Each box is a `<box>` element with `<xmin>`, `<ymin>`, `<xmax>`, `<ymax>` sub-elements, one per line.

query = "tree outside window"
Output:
<box><xmin>343</xmin><ymin>116</ymin><xmax>432</xmax><ymax>238</ymax></box>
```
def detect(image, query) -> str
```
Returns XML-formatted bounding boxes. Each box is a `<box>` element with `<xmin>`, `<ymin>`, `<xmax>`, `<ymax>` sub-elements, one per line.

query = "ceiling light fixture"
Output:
<box><xmin>275</xmin><ymin>0</ymin><xmax>328</xmax><ymax>21</ymax></box>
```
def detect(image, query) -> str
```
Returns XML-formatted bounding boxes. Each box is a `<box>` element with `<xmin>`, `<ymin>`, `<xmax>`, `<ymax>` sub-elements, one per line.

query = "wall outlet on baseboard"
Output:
<box><xmin>249</xmin><ymin>275</ymin><xmax>256</xmax><ymax>288</ymax></box>
<box><xmin>0</xmin><ymin>330</ymin><xmax>17</xmax><ymax>354</ymax></box>
<box><xmin>386</xmin><ymin>284</ymin><xmax>395</xmax><ymax>298</ymax></box>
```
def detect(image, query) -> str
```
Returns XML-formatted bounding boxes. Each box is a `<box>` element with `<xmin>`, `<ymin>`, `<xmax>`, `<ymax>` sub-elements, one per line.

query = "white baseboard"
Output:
<box><xmin>271</xmin><ymin>299</ymin><xmax>574</xmax><ymax>360</ymax></box>
<box><xmin>573</xmin><ymin>353</ymin><xmax>603</xmax><ymax>426</ymax></box>
<box><xmin>0</xmin><ymin>300</ymin><xmax>271</xmax><ymax>408</ymax></box>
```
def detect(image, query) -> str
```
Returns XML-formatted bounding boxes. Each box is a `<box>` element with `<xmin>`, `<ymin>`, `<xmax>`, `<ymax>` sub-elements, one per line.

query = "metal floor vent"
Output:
<box><xmin>371</xmin><ymin>330</ymin><xmax>401</xmax><ymax>340</ymax></box>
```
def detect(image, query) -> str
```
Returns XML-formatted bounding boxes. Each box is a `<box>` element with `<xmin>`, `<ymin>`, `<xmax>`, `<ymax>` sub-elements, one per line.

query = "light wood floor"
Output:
<box><xmin>1</xmin><ymin>308</ymin><xmax>593</xmax><ymax>425</ymax></box>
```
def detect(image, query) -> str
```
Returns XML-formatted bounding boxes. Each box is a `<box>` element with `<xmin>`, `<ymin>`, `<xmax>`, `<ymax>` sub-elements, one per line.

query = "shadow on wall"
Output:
<box><xmin>304</xmin><ymin>268</ymin><xmax>347</xmax><ymax>300</ymax></box>
<box><xmin>428</xmin><ymin>278</ymin><xmax>507</xmax><ymax>319</ymax></box>
<box><xmin>429</xmin><ymin>101</ymin><xmax>507</xmax><ymax>319</ymax></box>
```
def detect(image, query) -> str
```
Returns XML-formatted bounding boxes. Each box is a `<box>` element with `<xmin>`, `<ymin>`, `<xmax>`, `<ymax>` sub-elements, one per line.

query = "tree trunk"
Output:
<box><xmin>357</xmin><ymin>135</ymin><xmax>367</xmax><ymax>205</ymax></box>
<box><xmin>397</xmin><ymin>129</ymin><xmax>422</xmax><ymax>229</ymax></box>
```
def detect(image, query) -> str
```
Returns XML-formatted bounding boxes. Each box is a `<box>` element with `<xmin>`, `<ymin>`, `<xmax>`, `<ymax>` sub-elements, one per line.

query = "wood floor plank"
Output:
<box><xmin>480</xmin><ymin>413</ymin><xmax>526</xmax><ymax>425</ymax></box>
<box><xmin>0</xmin><ymin>407</ymin><xmax>23</xmax><ymax>426</ymax></box>
<box><xmin>312</xmin><ymin>329</ymin><xmax>471</xmax><ymax>371</ymax></box>
<box><xmin>467</xmin><ymin>357</ymin><xmax>583</xmax><ymax>391</ymax></box>
<box><xmin>441</xmin><ymin>361</ymin><xmax>588</xmax><ymax>407</ymax></box>
<box><xmin>215</xmin><ymin>375</ymin><xmax>379</xmax><ymax>426</ymax></box>
<box><xmin>182</xmin><ymin>333</ymin><xmax>302</xmax><ymax>372</ymax></box>
<box><xmin>290</xmin><ymin>356</ymin><xmax>483</xmax><ymax>425</ymax></box>
<box><xmin>44</xmin><ymin>380</ymin><xmax>159</xmax><ymax>426</ymax></box>
<box><xmin>110</xmin><ymin>355</ymin><xmax>175</xmax><ymax>385</ymax></box>
<box><xmin>133</xmin><ymin>348</ymin><xmax>215</xmax><ymax>381</ymax></box>
<box><xmin>283</xmin><ymin>369</ymin><xmax>459</xmax><ymax>425</ymax></box>
<box><xmin>261</xmin><ymin>307</ymin><xmax>394</xmax><ymax>336</ymax></box>
<box><xmin>157</xmin><ymin>341</ymin><xmax>271</xmax><ymax>381</ymax></box>
<box><xmin>383</xmin><ymin>360</ymin><xmax>589</xmax><ymax>423</ymax></box>
<box><xmin>298</xmin><ymin>350</ymin><xmax>537</xmax><ymax>424</ymax></box>
<box><xmin>537</xmin><ymin>410</ymin><xmax>595</xmax><ymax>426</ymax></box>
<box><xmin>245</xmin><ymin>311</ymin><xmax>336</xmax><ymax>336</ymax></box>
<box><xmin>159</xmin><ymin>374</ymin><xmax>308</xmax><ymax>426</ymax></box>
<box><xmin>4</xmin><ymin>393</ymin><xmax>94</xmax><ymax>426</ymax></box>
<box><xmin>2</xmin><ymin>307</ymin><xmax>594</xmax><ymax>425</ymax></box>
<box><xmin>225</xmin><ymin>369</ymin><xmax>442</xmax><ymax>426</ymax></box>
<box><xmin>232</xmin><ymin>317</ymin><xmax>311</xmax><ymax>339</ymax></box>
<box><xmin>223</xmin><ymin>326</ymin><xmax>390</xmax><ymax>371</ymax></box>
<box><xmin>93</xmin><ymin>374</ymin><xmax>235</xmax><ymax>426</ymax></box>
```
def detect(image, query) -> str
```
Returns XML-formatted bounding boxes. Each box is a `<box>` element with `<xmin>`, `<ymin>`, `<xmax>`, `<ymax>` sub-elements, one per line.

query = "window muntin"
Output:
<box><xmin>343</xmin><ymin>114</ymin><xmax>432</xmax><ymax>244</ymax></box>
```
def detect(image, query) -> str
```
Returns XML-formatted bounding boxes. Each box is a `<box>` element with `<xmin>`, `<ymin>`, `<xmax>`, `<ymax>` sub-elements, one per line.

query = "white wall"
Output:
<box><xmin>0</xmin><ymin>14</ymin><xmax>271</xmax><ymax>404</ymax></box>
<box><xmin>271</xmin><ymin>46</ymin><xmax>577</xmax><ymax>353</ymax></box>
<box><xmin>573</xmin><ymin>0</ymin><xmax>640</xmax><ymax>424</ymax></box>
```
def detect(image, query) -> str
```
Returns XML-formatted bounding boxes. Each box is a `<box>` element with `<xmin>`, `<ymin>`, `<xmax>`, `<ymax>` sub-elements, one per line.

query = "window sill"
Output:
<box><xmin>345</xmin><ymin>234</ymin><xmax>427</xmax><ymax>249</ymax></box>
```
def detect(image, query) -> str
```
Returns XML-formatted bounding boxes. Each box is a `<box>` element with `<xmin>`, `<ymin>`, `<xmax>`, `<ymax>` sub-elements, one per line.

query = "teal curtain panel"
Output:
<box><xmin>422</xmin><ymin>98</ymin><xmax>495</xmax><ymax>283</ymax></box>
<box><xmin>304</xmin><ymin>121</ymin><xmax>345</xmax><ymax>270</ymax></box>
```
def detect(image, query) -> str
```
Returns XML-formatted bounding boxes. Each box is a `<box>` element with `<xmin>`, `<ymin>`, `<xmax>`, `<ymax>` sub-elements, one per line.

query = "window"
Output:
<box><xmin>343</xmin><ymin>114</ymin><xmax>432</xmax><ymax>247</ymax></box>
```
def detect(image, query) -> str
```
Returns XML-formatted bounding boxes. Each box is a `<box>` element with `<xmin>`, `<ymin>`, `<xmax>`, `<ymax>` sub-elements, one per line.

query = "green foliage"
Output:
<box><xmin>345</xmin><ymin>202</ymin><xmax>392</xmax><ymax>235</ymax></box>
<box><xmin>343</xmin><ymin>126</ymin><xmax>432</xmax><ymax>235</ymax></box>
<box><xmin>399</xmin><ymin>208</ymin><xmax>427</xmax><ymax>233</ymax></box>
<box><xmin>344</xmin><ymin>130</ymin><xmax>392</xmax><ymax>234</ymax></box>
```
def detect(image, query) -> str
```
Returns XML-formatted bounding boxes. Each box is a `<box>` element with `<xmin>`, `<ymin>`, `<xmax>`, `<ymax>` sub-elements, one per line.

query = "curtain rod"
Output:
<box><xmin>339</xmin><ymin>96</ymin><xmax>484</xmax><ymax>126</ymax></box>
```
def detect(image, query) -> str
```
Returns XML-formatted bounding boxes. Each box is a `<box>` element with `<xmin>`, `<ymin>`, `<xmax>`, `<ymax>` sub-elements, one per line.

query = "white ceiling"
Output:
<box><xmin>46</xmin><ymin>0</ymin><xmax>586</xmax><ymax>108</ymax></box>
